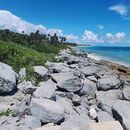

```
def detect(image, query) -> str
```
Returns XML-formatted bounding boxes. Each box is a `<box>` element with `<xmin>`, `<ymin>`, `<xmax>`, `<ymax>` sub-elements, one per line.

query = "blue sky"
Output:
<box><xmin>0</xmin><ymin>0</ymin><xmax>130</xmax><ymax>46</ymax></box>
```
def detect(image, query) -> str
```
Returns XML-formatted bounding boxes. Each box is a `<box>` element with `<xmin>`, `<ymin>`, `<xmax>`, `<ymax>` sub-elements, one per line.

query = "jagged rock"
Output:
<box><xmin>61</xmin><ymin>115</ymin><xmax>94</xmax><ymax>130</ymax></box>
<box><xmin>87</xmin><ymin>76</ymin><xmax>97</xmax><ymax>83</ymax></box>
<box><xmin>96</xmin><ymin>90</ymin><xmax>122</xmax><ymax>101</ymax></box>
<box><xmin>0</xmin><ymin>62</ymin><xmax>17</xmax><ymax>94</ymax></box>
<box><xmin>30</xmin><ymin>98</ymin><xmax>65</xmax><ymax>124</ymax></box>
<box><xmin>33</xmin><ymin>66</ymin><xmax>49</xmax><ymax>77</ymax></box>
<box><xmin>56</xmin><ymin>96</ymin><xmax>77</xmax><ymax>118</ymax></box>
<box><xmin>33</xmin><ymin>79</ymin><xmax>56</xmax><ymax>99</ymax></box>
<box><xmin>97</xmin><ymin>111</ymin><xmax>114</xmax><ymax>122</ymax></box>
<box><xmin>54</xmin><ymin>91</ymin><xmax>66</xmax><ymax>98</ymax></box>
<box><xmin>88</xmin><ymin>107</ymin><xmax>97</xmax><ymax>120</ymax></box>
<box><xmin>72</xmin><ymin>95</ymin><xmax>81</xmax><ymax>106</ymax></box>
<box><xmin>80</xmin><ymin>79</ymin><xmax>97</xmax><ymax>97</ymax></box>
<box><xmin>46</xmin><ymin>62</ymin><xmax>71</xmax><ymax>73</ymax></box>
<box><xmin>80</xmin><ymin>66</ymin><xmax>100</xmax><ymax>76</ymax></box>
<box><xmin>97</xmin><ymin>76</ymin><xmax>121</xmax><ymax>91</ymax></box>
<box><xmin>52</xmin><ymin>72</ymin><xmax>83</xmax><ymax>92</ymax></box>
<box><xmin>122</xmin><ymin>85</ymin><xmax>130</xmax><ymax>101</ymax></box>
<box><xmin>17</xmin><ymin>81</ymin><xmax>36</xmax><ymax>94</ymax></box>
<box><xmin>25</xmin><ymin>115</ymin><xmax>41</xmax><ymax>129</ymax></box>
<box><xmin>97</xmin><ymin>99</ymin><xmax>118</xmax><ymax>115</ymax></box>
<box><xmin>112</xmin><ymin>100</ymin><xmax>130</xmax><ymax>130</ymax></box>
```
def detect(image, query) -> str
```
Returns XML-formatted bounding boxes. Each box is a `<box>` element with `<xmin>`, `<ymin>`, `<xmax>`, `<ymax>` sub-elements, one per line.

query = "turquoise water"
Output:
<box><xmin>78</xmin><ymin>46</ymin><xmax>130</xmax><ymax>67</ymax></box>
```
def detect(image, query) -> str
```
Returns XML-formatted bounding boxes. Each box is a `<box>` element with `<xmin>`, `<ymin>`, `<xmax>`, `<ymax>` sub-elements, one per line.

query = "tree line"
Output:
<box><xmin>0</xmin><ymin>29</ymin><xmax>76</xmax><ymax>46</ymax></box>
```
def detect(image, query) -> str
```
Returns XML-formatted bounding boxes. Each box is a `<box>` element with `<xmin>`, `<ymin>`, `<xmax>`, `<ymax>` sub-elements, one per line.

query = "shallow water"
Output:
<box><xmin>78</xmin><ymin>46</ymin><xmax>130</xmax><ymax>67</ymax></box>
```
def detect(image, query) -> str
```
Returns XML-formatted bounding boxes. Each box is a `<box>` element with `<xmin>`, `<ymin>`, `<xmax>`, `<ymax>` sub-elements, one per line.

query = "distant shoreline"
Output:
<box><xmin>77</xmin><ymin>46</ymin><xmax>130</xmax><ymax>68</ymax></box>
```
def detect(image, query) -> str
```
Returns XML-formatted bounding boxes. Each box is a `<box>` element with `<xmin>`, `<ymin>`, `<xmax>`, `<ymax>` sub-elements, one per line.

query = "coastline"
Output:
<box><xmin>77</xmin><ymin>46</ymin><xmax>130</xmax><ymax>68</ymax></box>
<box><xmin>87</xmin><ymin>53</ymin><xmax>130</xmax><ymax>68</ymax></box>
<box><xmin>0</xmin><ymin>46</ymin><xmax>130</xmax><ymax>129</ymax></box>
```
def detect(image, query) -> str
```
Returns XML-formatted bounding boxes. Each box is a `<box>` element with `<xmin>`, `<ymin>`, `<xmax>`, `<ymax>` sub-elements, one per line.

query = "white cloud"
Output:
<box><xmin>109</xmin><ymin>4</ymin><xmax>128</xmax><ymax>16</ymax></box>
<box><xmin>0</xmin><ymin>10</ymin><xmax>47</xmax><ymax>34</ymax></box>
<box><xmin>65</xmin><ymin>34</ymin><xmax>79</xmax><ymax>41</ymax></box>
<box><xmin>106</xmin><ymin>32</ymin><xmax>125</xmax><ymax>43</ymax></box>
<box><xmin>97</xmin><ymin>24</ymin><xmax>104</xmax><ymax>30</ymax></box>
<box><xmin>0</xmin><ymin>10</ymin><xmax>79</xmax><ymax>43</ymax></box>
<box><xmin>82</xmin><ymin>30</ymin><xmax>104</xmax><ymax>43</ymax></box>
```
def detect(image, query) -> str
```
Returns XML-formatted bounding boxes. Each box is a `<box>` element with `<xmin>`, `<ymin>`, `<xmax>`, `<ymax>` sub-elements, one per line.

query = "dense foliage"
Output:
<box><xmin>0</xmin><ymin>29</ymin><xmax>76</xmax><ymax>73</ymax></box>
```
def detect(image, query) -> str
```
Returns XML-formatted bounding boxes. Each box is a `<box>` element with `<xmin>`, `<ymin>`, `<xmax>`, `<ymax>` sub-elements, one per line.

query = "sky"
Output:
<box><xmin>0</xmin><ymin>0</ymin><xmax>130</xmax><ymax>46</ymax></box>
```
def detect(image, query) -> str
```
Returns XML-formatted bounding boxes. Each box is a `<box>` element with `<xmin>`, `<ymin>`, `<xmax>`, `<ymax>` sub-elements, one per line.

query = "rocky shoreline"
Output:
<box><xmin>0</xmin><ymin>47</ymin><xmax>130</xmax><ymax>130</ymax></box>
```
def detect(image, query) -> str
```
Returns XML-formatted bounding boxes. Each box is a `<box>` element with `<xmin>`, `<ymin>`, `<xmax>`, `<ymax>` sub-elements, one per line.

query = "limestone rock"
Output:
<box><xmin>30</xmin><ymin>98</ymin><xmax>65</xmax><ymax>123</ymax></box>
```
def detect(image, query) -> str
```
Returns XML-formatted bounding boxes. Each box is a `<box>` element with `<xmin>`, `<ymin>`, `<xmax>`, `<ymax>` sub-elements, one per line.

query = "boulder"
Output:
<box><xmin>0</xmin><ymin>62</ymin><xmax>17</xmax><ymax>94</ymax></box>
<box><xmin>61</xmin><ymin>115</ymin><xmax>94</xmax><ymax>130</ymax></box>
<box><xmin>80</xmin><ymin>79</ymin><xmax>97</xmax><ymax>97</ymax></box>
<box><xmin>80</xmin><ymin>66</ymin><xmax>100</xmax><ymax>76</ymax></box>
<box><xmin>112</xmin><ymin>100</ymin><xmax>130</xmax><ymax>130</ymax></box>
<box><xmin>97</xmin><ymin>76</ymin><xmax>121</xmax><ymax>91</ymax></box>
<box><xmin>33</xmin><ymin>79</ymin><xmax>56</xmax><ymax>99</ymax></box>
<box><xmin>72</xmin><ymin>95</ymin><xmax>81</xmax><ymax>106</ymax></box>
<box><xmin>97</xmin><ymin>99</ymin><xmax>118</xmax><ymax>115</ymax></box>
<box><xmin>30</xmin><ymin>98</ymin><xmax>64</xmax><ymax>124</ymax></box>
<box><xmin>52</xmin><ymin>72</ymin><xmax>83</xmax><ymax>92</ymax></box>
<box><xmin>17</xmin><ymin>81</ymin><xmax>36</xmax><ymax>94</ymax></box>
<box><xmin>56</xmin><ymin>96</ymin><xmax>77</xmax><ymax>117</ymax></box>
<box><xmin>25</xmin><ymin>115</ymin><xmax>41</xmax><ymax>129</ymax></box>
<box><xmin>122</xmin><ymin>85</ymin><xmax>130</xmax><ymax>101</ymax></box>
<box><xmin>97</xmin><ymin>111</ymin><xmax>114</xmax><ymax>122</ymax></box>
<box><xmin>96</xmin><ymin>90</ymin><xmax>122</xmax><ymax>101</ymax></box>
<box><xmin>33</xmin><ymin>66</ymin><xmax>49</xmax><ymax>77</ymax></box>
<box><xmin>87</xmin><ymin>76</ymin><xmax>97</xmax><ymax>83</ymax></box>
<box><xmin>46</xmin><ymin>62</ymin><xmax>71</xmax><ymax>73</ymax></box>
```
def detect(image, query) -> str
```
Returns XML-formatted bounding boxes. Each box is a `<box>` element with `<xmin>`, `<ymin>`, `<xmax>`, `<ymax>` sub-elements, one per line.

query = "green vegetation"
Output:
<box><xmin>0</xmin><ymin>108</ymin><xmax>14</xmax><ymax>116</ymax></box>
<box><xmin>0</xmin><ymin>29</ymin><xmax>76</xmax><ymax>82</ymax></box>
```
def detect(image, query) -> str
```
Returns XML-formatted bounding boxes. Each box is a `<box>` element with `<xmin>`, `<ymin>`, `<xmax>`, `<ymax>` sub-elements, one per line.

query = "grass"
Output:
<box><xmin>0</xmin><ymin>108</ymin><xmax>14</xmax><ymax>116</ymax></box>
<box><xmin>0</xmin><ymin>40</ymin><xmax>68</xmax><ymax>82</ymax></box>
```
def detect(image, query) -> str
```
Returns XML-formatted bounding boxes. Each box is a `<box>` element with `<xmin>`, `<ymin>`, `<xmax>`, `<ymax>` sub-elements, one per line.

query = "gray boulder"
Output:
<box><xmin>96</xmin><ymin>90</ymin><xmax>122</xmax><ymax>101</ymax></box>
<box><xmin>33</xmin><ymin>79</ymin><xmax>56</xmax><ymax>99</ymax></box>
<box><xmin>87</xmin><ymin>76</ymin><xmax>97</xmax><ymax>83</ymax></box>
<box><xmin>97</xmin><ymin>76</ymin><xmax>121</xmax><ymax>91</ymax></box>
<box><xmin>80</xmin><ymin>66</ymin><xmax>100</xmax><ymax>76</ymax></box>
<box><xmin>17</xmin><ymin>81</ymin><xmax>36</xmax><ymax>94</ymax></box>
<box><xmin>80</xmin><ymin>79</ymin><xmax>97</xmax><ymax>97</ymax></box>
<box><xmin>122</xmin><ymin>85</ymin><xmax>130</xmax><ymax>101</ymax></box>
<box><xmin>72</xmin><ymin>95</ymin><xmax>81</xmax><ymax>106</ymax></box>
<box><xmin>30</xmin><ymin>98</ymin><xmax>64</xmax><ymax>123</ymax></box>
<box><xmin>97</xmin><ymin>111</ymin><xmax>114</xmax><ymax>122</ymax></box>
<box><xmin>25</xmin><ymin>115</ymin><xmax>41</xmax><ymax>129</ymax></box>
<box><xmin>56</xmin><ymin>96</ymin><xmax>77</xmax><ymax>118</ymax></box>
<box><xmin>46</xmin><ymin>61</ymin><xmax>71</xmax><ymax>73</ymax></box>
<box><xmin>52</xmin><ymin>72</ymin><xmax>83</xmax><ymax>92</ymax></box>
<box><xmin>33</xmin><ymin>66</ymin><xmax>49</xmax><ymax>77</ymax></box>
<box><xmin>61</xmin><ymin>115</ymin><xmax>94</xmax><ymax>130</ymax></box>
<box><xmin>112</xmin><ymin>100</ymin><xmax>130</xmax><ymax>130</ymax></box>
<box><xmin>0</xmin><ymin>62</ymin><xmax>17</xmax><ymax>94</ymax></box>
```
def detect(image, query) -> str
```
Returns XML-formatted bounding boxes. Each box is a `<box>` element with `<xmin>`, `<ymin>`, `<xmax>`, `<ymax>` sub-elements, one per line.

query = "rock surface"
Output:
<box><xmin>30</xmin><ymin>98</ymin><xmax>65</xmax><ymax>123</ymax></box>
<box><xmin>97</xmin><ymin>76</ymin><xmax>121</xmax><ymax>91</ymax></box>
<box><xmin>112</xmin><ymin>100</ymin><xmax>130</xmax><ymax>130</ymax></box>
<box><xmin>33</xmin><ymin>66</ymin><xmax>49</xmax><ymax>77</ymax></box>
<box><xmin>0</xmin><ymin>62</ymin><xmax>17</xmax><ymax>94</ymax></box>
<box><xmin>0</xmin><ymin>47</ymin><xmax>130</xmax><ymax>129</ymax></box>
<box><xmin>33</xmin><ymin>79</ymin><xmax>56</xmax><ymax>99</ymax></box>
<box><xmin>52</xmin><ymin>72</ymin><xmax>83</xmax><ymax>92</ymax></box>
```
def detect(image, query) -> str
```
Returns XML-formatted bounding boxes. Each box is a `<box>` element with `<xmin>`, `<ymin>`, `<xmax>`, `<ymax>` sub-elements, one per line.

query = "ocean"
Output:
<box><xmin>78</xmin><ymin>46</ymin><xmax>130</xmax><ymax>67</ymax></box>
